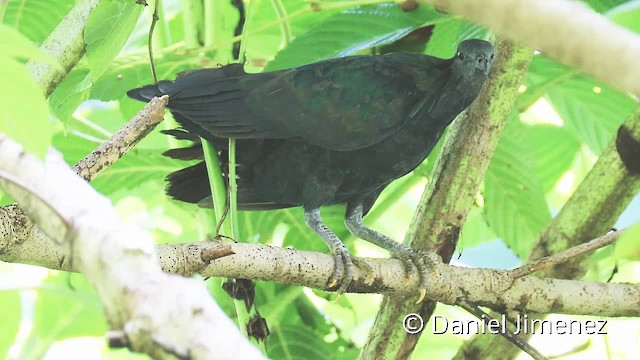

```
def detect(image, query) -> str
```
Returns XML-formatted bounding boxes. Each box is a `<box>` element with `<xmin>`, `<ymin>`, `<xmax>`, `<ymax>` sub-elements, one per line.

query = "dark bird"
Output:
<box><xmin>128</xmin><ymin>39</ymin><xmax>494</xmax><ymax>295</ymax></box>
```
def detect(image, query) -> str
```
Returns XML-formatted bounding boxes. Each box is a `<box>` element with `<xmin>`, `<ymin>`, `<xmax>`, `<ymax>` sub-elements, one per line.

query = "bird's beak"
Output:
<box><xmin>476</xmin><ymin>55</ymin><xmax>492</xmax><ymax>76</ymax></box>
<box><xmin>483</xmin><ymin>62</ymin><xmax>491</xmax><ymax>76</ymax></box>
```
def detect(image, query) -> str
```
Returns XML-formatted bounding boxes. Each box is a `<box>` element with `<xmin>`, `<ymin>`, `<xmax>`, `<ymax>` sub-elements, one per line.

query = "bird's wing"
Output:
<box><xmin>133</xmin><ymin>54</ymin><xmax>450</xmax><ymax>151</ymax></box>
<box><xmin>248</xmin><ymin>53</ymin><xmax>449</xmax><ymax>151</ymax></box>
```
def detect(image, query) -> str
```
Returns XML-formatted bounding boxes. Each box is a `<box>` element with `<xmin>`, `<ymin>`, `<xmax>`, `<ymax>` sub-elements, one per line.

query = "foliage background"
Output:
<box><xmin>0</xmin><ymin>0</ymin><xmax>639</xmax><ymax>359</ymax></box>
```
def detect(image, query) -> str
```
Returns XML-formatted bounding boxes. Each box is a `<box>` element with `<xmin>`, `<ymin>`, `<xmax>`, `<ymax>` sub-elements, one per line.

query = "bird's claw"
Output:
<box><xmin>328</xmin><ymin>242</ymin><xmax>354</xmax><ymax>295</ymax></box>
<box><xmin>393</xmin><ymin>246</ymin><xmax>429</xmax><ymax>303</ymax></box>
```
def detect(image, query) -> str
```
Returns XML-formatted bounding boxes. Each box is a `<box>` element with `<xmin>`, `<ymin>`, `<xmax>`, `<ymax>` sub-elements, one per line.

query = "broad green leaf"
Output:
<box><xmin>0</xmin><ymin>56</ymin><xmax>52</xmax><ymax>158</ymax></box>
<box><xmin>84</xmin><ymin>0</ymin><xmax>144</xmax><ymax>81</ymax></box>
<box><xmin>607</xmin><ymin>0</ymin><xmax>640</xmax><ymax>33</ymax></box>
<box><xmin>547</xmin><ymin>76</ymin><xmax>636</xmax><ymax>154</ymax></box>
<box><xmin>242</xmin><ymin>0</ymin><xmax>339</xmax><ymax>71</ymax></box>
<box><xmin>528</xmin><ymin>124</ymin><xmax>581</xmax><ymax>192</ymax></box>
<box><xmin>4</xmin><ymin>0</ymin><xmax>75</xmax><ymax>43</ymax></box>
<box><xmin>459</xmin><ymin>206</ymin><xmax>498</xmax><ymax>248</ymax></box>
<box><xmin>0</xmin><ymin>25</ymin><xmax>59</xmax><ymax>64</ymax></box>
<box><xmin>268</xmin><ymin>325</ymin><xmax>357</xmax><ymax>360</ymax></box>
<box><xmin>484</xmin><ymin>115</ymin><xmax>551</xmax><ymax>259</ymax></box>
<box><xmin>31</xmin><ymin>273</ymin><xmax>105</xmax><ymax>346</ymax></box>
<box><xmin>587</xmin><ymin>0</ymin><xmax>630</xmax><ymax>13</ymax></box>
<box><xmin>91</xmin><ymin>54</ymin><xmax>198</xmax><ymax>102</ymax></box>
<box><xmin>48</xmin><ymin>68</ymin><xmax>91</xmax><ymax>122</ymax></box>
<box><xmin>94</xmin><ymin>151</ymin><xmax>193</xmax><ymax>195</ymax></box>
<box><xmin>426</xmin><ymin>19</ymin><xmax>489</xmax><ymax>58</ymax></box>
<box><xmin>266</xmin><ymin>3</ymin><xmax>445</xmax><ymax>70</ymax></box>
<box><xmin>49</xmin><ymin>0</ymin><xmax>143</xmax><ymax>123</ymax></box>
<box><xmin>518</xmin><ymin>55</ymin><xmax>573</xmax><ymax>112</ymax></box>
<box><xmin>0</xmin><ymin>291</ymin><xmax>21</xmax><ymax>360</ymax></box>
<box><xmin>614</xmin><ymin>223</ymin><xmax>640</xmax><ymax>261</ymax></box>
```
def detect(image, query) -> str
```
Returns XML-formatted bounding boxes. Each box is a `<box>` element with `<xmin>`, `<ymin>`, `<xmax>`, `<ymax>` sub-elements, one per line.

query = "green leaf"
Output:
<box><xmin>84</xmin><ymin>0</ymin><xmax>144</xmax><ymax>81</ymax></box>
<box><xmin>518</xmin><ymin>55</ymin><xmax>573</xmax><ymax>112</ymax></box>
<box><xmin>0</xmin><ymin>56</ymin><xmax>52</xmax><ymax>158</ymax></box>
<box><xmin>586</xmin><ymin>0</ymin><xmax>630</xmax><ymax>13</ymax></box>
<box><xmin>268</xmin><ymin>325</ymin><xmax>356</xmax><ymax>360</ymax></box>
<box><xmin>49</xmin><ymin>0</ymin><xmax>143</xmax><ymax>123</ymax></box>
<box><xmin>484</xmin><ymin>115</ymin><xmax>551</xmax><ymax>259</ymax></box>
<box><xmin>614</xmin><ymin>223</ymin><xmax>640</xmax><ymax>261</ymax></box>
<box><xmin>460</xmin><ymin>206</ymin><xmax>498</xmax><ymax>248</ymax></box>
<box><xmin>546</xmin><ymin>76</ymin><xmax>636</xmax><ymax>154</ymax></box>
<box><xmin>528</xmin><ymin>124</ymin><xmax>581</xmax><ymax>192</ymax></box>
<box><xmin>94</xmin><ymin>152</ymin><xmax>193</xmax><ymax>195</ymax></box>
<box><xmin>426</xmin><ymin>19</ymin><xmax>489</xmax><ymax>58</ymax></box>
<box><xmin>266</xmin><ymin>3</ymin><xmax>444</xmax><ymax>70</ymax></box>
<box><xmin>0</xmin><ymin>291</ymin><xmax>21</xmax><ymax>360</ymax></box>
<box><xmin>4</xmin><ymin>0</ymin><xmax>75</xmax><ymax>43</ymax></box>
<box><xmin>0</xmin><ymin>25</ymin><xmax>59</xmax><ymax>64</ymax></box>
<box><xmin>28</xmin><ymin>273</ymin><xmax>105</xmax><ymax>358</ymax></box>
<box><xmin>607</xmin><ymin>0</ymin><xmax>640</xmax><ymax>33</ymax></box>
<box><xmin>91</xmin><ymin>54</ymin><xmax>198</xmax><ymax>102</ymax></box>
<box><xmin>49</xmin><ymin>68</ymin><xmax>91</xmax><ymax>122</ymax></box>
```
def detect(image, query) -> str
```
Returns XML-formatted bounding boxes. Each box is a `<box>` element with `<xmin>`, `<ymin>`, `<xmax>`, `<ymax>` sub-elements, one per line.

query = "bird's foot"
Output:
<box><xmin>326</xmin><ymin>248</ymin><xmax>375</xmax><ymax>300</ymax></box>
<box><xmin>392</xmin><ymin>244</ymin><xmax>429</xmax><ymax>303</ymax></box>
<box><xmin>327</xmin><ymin>241</ymin><xmax>354</xmax><ymax>294</ymax></box>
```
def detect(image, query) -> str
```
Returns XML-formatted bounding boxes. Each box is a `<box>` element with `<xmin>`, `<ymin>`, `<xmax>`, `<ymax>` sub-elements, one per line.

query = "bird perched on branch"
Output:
<box><xmin>128</xmin><ymin>39</ymin><xmax>494</xmax><ymax>296</ymax></box>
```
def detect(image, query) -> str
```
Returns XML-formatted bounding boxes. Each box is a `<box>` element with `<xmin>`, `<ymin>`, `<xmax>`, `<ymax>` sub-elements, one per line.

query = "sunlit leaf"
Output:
<box><xmin>547</xmin><ymin>76</ymin><xmax>635</xmax><ymax>154</ymax></box>
<box><xmin>0</xmin><ymin>56</ymin><xmax>52</xmax><ymax>158</ymax></box>
<box><xmin>484</xmin><ymin>115</ymin><xmax>551</xmax><ymax>259</ymax></box>
<box><xmin>614</xmin><ymin>223</ymin><xmax>640</xmax><ymax>261</ymax></box>
<box><xmin>84</xmin><ymin>0</ymin><xmax>144</xmax><ymax>81</ymax></box>
<box><xmin>30</xmin><ymin>273</ymin><xmax>106</xmax><ymax>354</ymax></box>
<box><xmin>528</xmin><ymin>124</ymin><xmax>581</xmax><ymax>192</ymax></box>
<box><xmin>0</xmin><ymin>25</ymin><xmax>59</xmax><ymax>64</ymax></box>
<box><xmin>426</xmin><ymin>18</ymin><xmax>489</xmax><ymax>58</ymax></box>
<box><xmin>266</xmin><ymin>3</ymin><xmax>444</xmax><ymax>70</ymax></box>
<box><xmin>0</xmin><ymin>291</ymin><xmax>21</xmax><ymax>360</ymax></box>
<box><xmin>4</xmin><ymin>0</ymin><xmax>75</xmax><ymax>43</ymax></box>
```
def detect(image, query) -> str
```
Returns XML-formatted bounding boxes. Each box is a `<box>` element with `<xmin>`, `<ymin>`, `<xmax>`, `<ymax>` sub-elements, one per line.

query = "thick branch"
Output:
<box><xmin>423</xmin><ymin>0</ymin><xmax>640</xmax><ymax>97</ymax></box>
<box><xmin>361</xmin><ymin>40</ymin><xmax>534</xmax><ymax>359</ymax></box>
<box><xmin>26</xmin><ymin>0</ymin><xmax>100</xmax><ymax>96</ymax></box>
<box><xmin>0</xmin><ymin>135</ymin><xmax>263</xmax><ymax>359</ymax></box>
<box><xmin>1</xmin><ymin>228</ymin><xmax>638</xmax><ymax>317</ymax></box>
<box><xmin>453</xmin><ymin>63</ymin><xmax>640</xmax><ymax>360</ymax></box>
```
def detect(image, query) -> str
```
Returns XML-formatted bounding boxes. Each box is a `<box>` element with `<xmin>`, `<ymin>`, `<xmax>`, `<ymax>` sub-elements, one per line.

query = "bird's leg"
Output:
<box><xmin>345</xmin><ymin>203</ymin><xmax>428</xmax><ymax>300</ymax></box>
<box><xmin>304</xmin><ymin>208</ymin><xmax>354</xmax><ymax>294</ymax></box>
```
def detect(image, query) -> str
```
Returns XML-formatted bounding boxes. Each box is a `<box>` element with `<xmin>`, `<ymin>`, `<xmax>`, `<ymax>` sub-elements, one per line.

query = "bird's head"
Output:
<box><xmin>452</xmin><ymin>39</ymin><xmax>494</xmax><ymax>78</ymax></box>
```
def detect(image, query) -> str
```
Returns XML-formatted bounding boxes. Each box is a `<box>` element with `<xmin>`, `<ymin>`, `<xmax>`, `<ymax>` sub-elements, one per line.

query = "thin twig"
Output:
<box><xmin>458</xmin><ymin>300</ymin><xmax>548</xmax><ymax>360</ymax></box>
<box><xmin>73</xmin><ymin>96</ymin><xmax>168</xmax><ymax>181</ymax></box>
<box><xmin>148</xmin><ymin>0</ymin><xmax>161</xmax><ymax>82</ymax></box>
<box><xmin>508</xmin><ymin>229</ymin><xmax>622</xmax><ymax>279</ymax></box>
<box><xmin>201</xmin><ymin>244</ymin><xmax>235</xmax><ymax>262</ymax></box>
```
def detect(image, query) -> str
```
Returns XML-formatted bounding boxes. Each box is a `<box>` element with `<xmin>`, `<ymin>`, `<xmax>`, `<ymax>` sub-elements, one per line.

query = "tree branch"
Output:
<box><xmin>508</xmin><ymin>229</ymin><xmax>622</xmax><ymax>279</ymax></box>
<box><xmin>361</xmin><ymin>39</ymin><xmax>534</xmax><ymax>359</ymax></box>
<box><xmin>422</xmin><ymin>0</ymin><xmax>640</xmax><ymax>98</ymax></box>
<box><xmin>26</xmin><ymin>0</ymin><xmax>100</xmax><ymax>96</ymax></box>
<box><xmin>0</xmin><ymin>135</ymin><xmax>263</xmax><ymax>359</ymax></box>
<box><xmin>73</xmin><ymin>96</ymin><xmax>169</xmax><ymax>181</ymax></box>
<box><xmin>1</xmin><ymin>229</ymin><xmax>638</xmax><ymax>317</ymax></box>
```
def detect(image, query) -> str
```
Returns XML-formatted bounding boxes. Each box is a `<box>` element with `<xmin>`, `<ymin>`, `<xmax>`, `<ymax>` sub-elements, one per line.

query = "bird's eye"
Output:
<box><xmin>477</xmin><ymin>56</ymin><xmax>484</xmax><ymax>64</ymax></box>
<box><xmin>457</xmin><ymin>51</ymin><xmax>465</xmax><ymax>60</ymax></box>
<box><xmin>490</xmin><ymin>54</ymin><xmax>494</xmax><ymax>60</ymax></box>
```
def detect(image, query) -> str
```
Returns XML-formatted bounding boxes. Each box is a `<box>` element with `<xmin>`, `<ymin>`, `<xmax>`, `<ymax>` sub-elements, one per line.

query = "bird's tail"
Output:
<box><xmin>163</xmin><ymin>132</ymin><xmax>296</xmax><ymax>211</ymax></box>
